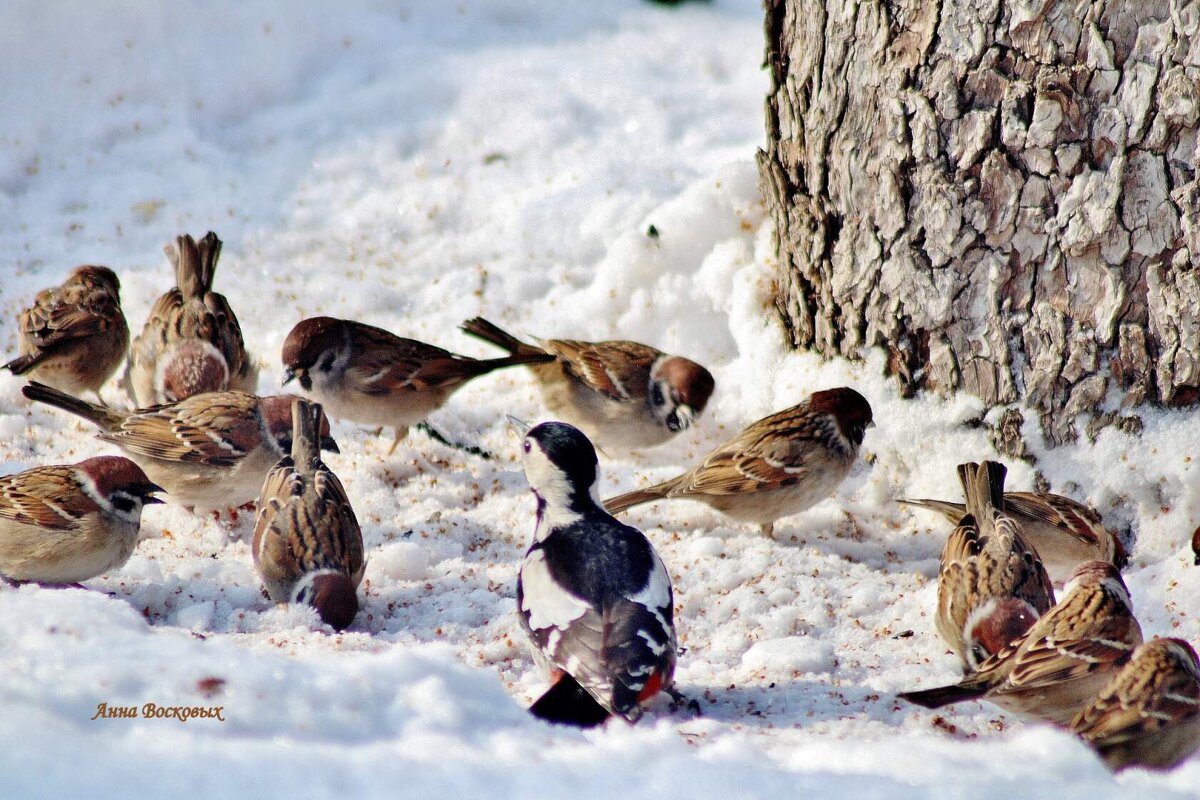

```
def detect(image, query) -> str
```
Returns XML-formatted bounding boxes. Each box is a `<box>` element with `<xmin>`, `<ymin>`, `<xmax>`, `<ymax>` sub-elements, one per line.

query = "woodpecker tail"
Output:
<box><xmin>22</xmin><ymin>381</ymin><xmax>124</xmax><ymax>429</ymax></box>
<box><xmin>529</xmin><ymin>674</ymin><xmax>611</xmax><ymax>728</ymax></box>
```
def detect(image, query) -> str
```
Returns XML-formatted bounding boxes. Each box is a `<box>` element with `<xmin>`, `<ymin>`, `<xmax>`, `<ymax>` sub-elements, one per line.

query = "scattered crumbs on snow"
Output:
<box><xmin>1</xmin><ymin>0</ymin><xmax>1199</xmax><ymax>797</ymax></box>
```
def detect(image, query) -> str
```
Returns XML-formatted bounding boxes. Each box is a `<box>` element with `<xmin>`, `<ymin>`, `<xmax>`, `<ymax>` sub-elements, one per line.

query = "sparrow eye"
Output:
<box><xmin>651</xmin><ymin>382</ymin><xmax>666</xmax><ymax>407</ymax></box>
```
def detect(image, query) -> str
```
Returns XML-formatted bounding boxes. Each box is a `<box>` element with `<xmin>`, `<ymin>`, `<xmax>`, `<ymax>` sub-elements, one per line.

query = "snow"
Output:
<box><xmin>2</xmin><ymin>0</ymin><xmax>1199</xmax><ymax>797</ymax></box>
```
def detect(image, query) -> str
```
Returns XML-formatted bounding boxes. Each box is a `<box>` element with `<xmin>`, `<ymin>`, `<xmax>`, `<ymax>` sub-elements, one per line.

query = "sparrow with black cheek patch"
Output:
<box><xmin>517</xmin><ymin>421</ymin><xmax>677</xmax><ymax>727</ymax></box>
<box><xmin>0</xmin><ymin>456</ymin><xmax>163</xmax><ymax>584</ymax></box>
<box><xmin>21</xmin><ymin>382</ymin><xmax>337</xmax><ymax>510</ymax></box>
<box><xmin>4</xmin><ymin>265</ymin><xmax>129</xmax><ymax>400</ymax></box>
<box><xmin>125</xmin><ymin>231</ymin><xmax>257</xmax><ymax>405</ymax></box>
<box><xmin>903</xmin><ymin>487</ymin><xmax>1127</xmax><ymax>584</ymax></box>
<box><xmin>899</xmin><ymin>561</ymin><xmax>1144</xmax><ymax>726</ymax></box>
<box><xmin>252</xmin><ymin>399</ymin><xmax>364</xmax><ymax>631</ymax></box>
<box><xmin>281</xmin><ymin>317</ymin><xmax>554</xmax><ymax>453</ymax></box>
<box><xmin>604</xmin><ymin>387</ymin><xmax>873</xmax><ymax>537</ymax></box>
<box><xmin>1070</xmin><ymin>637</ymin><xmax>1200</xmax><ymax>772</ymax></box>
<box><xmin>935</xmin><ymin>461</ymin><xmax>1055</xmax><ymax>671</ymax></box>
<box><xmin>460</xmin><ymin>317</ymin><xmax>715</xmax><ymax>450</ymax></box>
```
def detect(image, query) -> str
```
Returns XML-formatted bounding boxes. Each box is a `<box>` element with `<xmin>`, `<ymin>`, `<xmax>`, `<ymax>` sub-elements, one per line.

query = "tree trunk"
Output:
<box><xmin>758</xmin><ymin>0</ymin><xmax>1200</xmax><ymax>449</ymax></box>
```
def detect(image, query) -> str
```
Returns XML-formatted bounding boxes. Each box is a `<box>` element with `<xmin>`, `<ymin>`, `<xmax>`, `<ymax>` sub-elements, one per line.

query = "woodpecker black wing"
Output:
<box><xmin>518</xmin><ymin>511</ymin><xmax>676</xmax><ymax>723</ymax></box>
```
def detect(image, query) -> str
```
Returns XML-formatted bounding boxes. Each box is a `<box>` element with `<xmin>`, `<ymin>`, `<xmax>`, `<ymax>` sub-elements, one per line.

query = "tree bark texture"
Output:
<box><xmin>759</xmin><ymin>0</ymin><xmax>1200</xmax><ymax>447</ymax></box>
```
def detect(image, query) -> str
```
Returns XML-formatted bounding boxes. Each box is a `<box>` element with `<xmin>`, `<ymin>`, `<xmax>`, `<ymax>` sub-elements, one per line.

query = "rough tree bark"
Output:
<box><xmin>758</xmin><ymin>0</ymin><xmax>1200</xmax><ymax>450</ymax></box>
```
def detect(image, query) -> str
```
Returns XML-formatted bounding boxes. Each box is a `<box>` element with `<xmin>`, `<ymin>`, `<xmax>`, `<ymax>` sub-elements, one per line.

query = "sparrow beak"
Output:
<box><xmin>282</xmin><ymin>369</ymin><xmax>296</xmax><ymax>386</ymax></box>
<box><xmin>669</xmin><ymin>404</ymin><xmax>695</xmax><ymax>432</ymax></box>
<box><xmin>320</xmin><ymin>435</ymin><xmax>341</xmax><ymax>454</ymax></box>
<box><xmin>505</xmin><ymin>414</ymin><xmax>531</xmax><ymax>436</ymax></box>
<box><xmin>140</xmin><ymin>482</ymin><xmax>167</xmax><ymax>504</ymax></box>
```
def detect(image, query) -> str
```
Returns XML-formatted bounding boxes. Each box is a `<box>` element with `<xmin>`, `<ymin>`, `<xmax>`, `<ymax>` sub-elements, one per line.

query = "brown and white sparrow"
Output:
<box><xmin>21</xmin><ymin>381</ymin><xmax>337</xmax><ymax>510</ymax></box>
<box><xmin>281</xmin><ymin>316</ymin><xmax>554</xmax><ymax>453</ymax></box>
<box><xmin>460</xmin><ymin>317</ymin><xmax>715</xmax><ymax>450</ymax></box>
<box><xmin>1070</xmin><ymin>637</ymin><xmax>1200</xmax><ymax>772</ymax></box>
<box><xmin>899</xmin><ymin>561</ymin><xmax>1144</xmax><ymax>726</ymax></box>
<box><xmin>125</xmin><ymin>232</ymin><xmax>257</xmax><ymax>406</ymax></box>
<box><xmin>252</xmin><ymin>399</ymin><xmax>364</xmax><ymax>631</ymax></box>
<box><xmin>903</xmin><ymin>487</ymin><xmax>1127</xmax><ymax>585</ymax></box>
<box><xmin>4</xmin><ymin>265</ymin><xmax>129</xmax><ymax>399</ymax></box>
<box><xmin>934</xmin><ymin>461</ymin><xmax>1055</xmax><ymax>670</ymax></box>
<box><xmin>604</xmin><ymin>387</ymin><xmax>873</xmax><ymax>536</ymax></box>
<box><xmin>0</xmin><ymin>456</ymin><xmax>162</xmax><ymax>584</ymax></box>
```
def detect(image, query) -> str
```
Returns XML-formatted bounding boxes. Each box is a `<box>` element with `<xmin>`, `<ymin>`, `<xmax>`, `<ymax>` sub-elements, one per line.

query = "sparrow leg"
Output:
<box><xmin>386</xmin><ymin>426</ymin><xmax>409</xmax><ymax>456</ymax></box>
<box><xmin>92</xmin><ymin>391</ymin><xmax>109</xmax><ymax>408</ymax></box>
<box><xmin>372</xmin><ymin>426</ymin><xmax>384</xmax><ymax>437</ymax></box>
<box><xmin>666</xmin><ymin>687</ymin><xmax>702</xmax><ymax>717</ymax></box>
<box><xmin>415</xmin><ymin>422</ymin><xmax>494</xmax><ymax>460</ymax></box>
<box><xmin>760</xmin><ymin>522</ymin><xmax>775</xmax><ymax>538</ymax></box>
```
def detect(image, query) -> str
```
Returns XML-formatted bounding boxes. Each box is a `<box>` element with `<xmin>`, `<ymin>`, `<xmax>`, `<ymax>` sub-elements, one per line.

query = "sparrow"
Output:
<box><xmin>0</xmin><ymin>456</ymin><xmax>163</xmax><ymax>584</ymax></box>
<box><xmin>21</xmin><ymin>381</ymin><xmax>337</xmax><ymax>510</ymax></box>
<box><xmin>1070</xmin><ymin>637</ymin><xmax>1200</xmax><ymax>772</ymax></box>
<box><xmin>902</xmin><ymin>487</ymin><xmax>1127</xmax><ymax>584</ymax></box>
<box><xmin>4</xmin><ymin>265</ymin><xmax>129</xmax><ymax>399</ymax></box>
<box><xmin>517</xmin><ymin>421</ymin><xmax>677</xmax><ymax>726</ymax></box>
<box><xmin>460</xmin><ymin>317</ymin><xmax>715</xmax><ymax>450</ymax></box>
<box><xmin>899</xmin><ymin>561</ymin><xmax>1144</xmax><ymax>726</ymax></box>
<box><xmin>934</xmin><ymin>461</ymin><xmax>1055</xmax><ymax>670</ymax></box>
<box><xmin>252</xmin><ymin>399</ymin><xmax>365</xmax><ymax>631</ymax></box>
<box><xmin>281</xmin><ymin>316</ymin><xmax>554</xmax><ymax>453</ymax></box>
<box><xmin>604</xmin><ymin>387</ymin><xmax>873</xmax><ymax>536</ymax></box>
<box><xmin>125</xmin><ymin>232</ymin><xmax>257</xmax><ymax>406</ymax></box>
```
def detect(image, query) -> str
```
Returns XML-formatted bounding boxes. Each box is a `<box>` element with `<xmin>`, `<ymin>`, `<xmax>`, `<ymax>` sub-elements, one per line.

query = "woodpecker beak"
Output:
<box><xmin>506</xmin><ymin>414</ymin><xmax>531</xmax><ymax>436</ymax></box>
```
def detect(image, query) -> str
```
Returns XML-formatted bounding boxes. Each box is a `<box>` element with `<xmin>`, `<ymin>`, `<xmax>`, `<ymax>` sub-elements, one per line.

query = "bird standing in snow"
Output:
<box><xmin>125</xmin><ymin>231</ymin><xmax>258</xmax><ymax>406</ymax></box>
<box><xmin>604</xmin><ymin>387</ymin><xmax>873</xmax><ymax>537</ymax></box>
<box><xmin>281</xmin><ymin>316</ymin><xmax>554</xmax><ymax>454</ymax></box>
<box><xmin>934</xmin><ymin>461</ymin><xmax>1055</xmax><ymax>671</ymax></box>
<box><xmin>3</xmin><ymin>265</ymin><xmax>129</xmax><ymax>400</ymax></box>
<box><xmin>516</xmin><ymin>421</ymin><xmax>678</xmax><ymax>726</ymax></box>
<box><xmin>460</xmin><ymin>316</ymin><xmax>714</xmax><ymax>451</ymax></box>
<box><xmin>253</xmin><ymin>398</ymin><xmax>365</xmax><ymax>631</ymax></box>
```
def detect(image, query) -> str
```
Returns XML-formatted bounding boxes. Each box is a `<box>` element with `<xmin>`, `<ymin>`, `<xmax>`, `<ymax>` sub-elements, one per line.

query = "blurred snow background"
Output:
<box><xmin>1</xmin><ymin>0</ymin><xmax>1198</xmax><ymax>797</ymax></box>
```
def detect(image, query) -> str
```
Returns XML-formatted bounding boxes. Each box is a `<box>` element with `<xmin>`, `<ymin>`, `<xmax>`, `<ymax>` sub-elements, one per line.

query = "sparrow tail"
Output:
<box><xmin>896</xmin><ymin>497</ymin><xmax>967</xmax><ymax>524</ymax></box>
<box><xmin>3</xmin><ymin>352</ymin><xmax>43</xmax><ymax>375</ymax></box>
<box><xmin>290</xmin><ymin>397</ymin><xmax>324</xmax><ymax>467</ymax></box>
<box><xmin>168</xmin><ymin>231</ymin><xmax>222</xmax><ymax>299</ymax></box>
<box><xmin>459</xmin><ymin>317</ymin><xmax>546</xmax><ymax>359</ymax></box>
<box><xmin>604</xmin><ymin>484</ymin><xmax>671</xmax><ymax>515</ymax></box>
<box><xmin>21</xmin><ymin>381</ymin><xmax>125</xmax><ymax>429</ymax></box>
<box><xmin>959</xmin><ymin>460</ymin><xmax>1006</xmax><ymax>522</ymax></box>
<box><xmin>529</xmin><ymin>674</ymin><xmax>611</xmax><ymax>728</ymax></box>
<box><xmin>896</xmin><ymin>682</ymin><xmax>987</xmax><ymax>710</ymax></box>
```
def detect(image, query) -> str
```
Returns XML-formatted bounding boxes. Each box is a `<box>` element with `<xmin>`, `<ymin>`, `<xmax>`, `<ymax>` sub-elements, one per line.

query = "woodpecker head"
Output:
<box><xmin>521</xmin><ymin>421</ymin><xmax>600</xmax><ymax>518</ymax></box>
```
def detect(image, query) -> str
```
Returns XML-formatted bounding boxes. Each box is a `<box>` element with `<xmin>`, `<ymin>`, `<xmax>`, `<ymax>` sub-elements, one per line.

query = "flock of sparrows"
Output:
<box><xmin>898</xmin><ymin>461</ymin><xmax>1200</xmax><ymax>771</ymax></box>
<box><xmin>1</xmin><ymin>231</ymin><xmax>1197</xmax><ymax>772</ymax></box>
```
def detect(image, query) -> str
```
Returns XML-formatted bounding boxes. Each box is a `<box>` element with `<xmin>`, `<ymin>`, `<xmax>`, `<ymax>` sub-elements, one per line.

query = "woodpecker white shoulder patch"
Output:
<box><xmin>520</xmin><ymin>549</ymin><xmax>590</xmax><ymax>632</ymax></box>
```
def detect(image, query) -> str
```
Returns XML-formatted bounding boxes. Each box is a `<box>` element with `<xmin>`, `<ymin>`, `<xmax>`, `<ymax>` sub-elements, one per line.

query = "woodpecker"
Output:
<box><xmin>516</xmin><ymin>421</ymin><xmax>677</xmax><ymax>726</ymax></box>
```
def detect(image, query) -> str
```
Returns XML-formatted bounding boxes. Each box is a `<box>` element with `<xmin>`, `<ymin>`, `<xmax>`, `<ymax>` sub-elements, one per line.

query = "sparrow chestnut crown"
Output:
<box><xmin>808</xmin><ymin>386</ymin><xmax>873</xmax><ymax>445</ymax></box>
<box><xmin>280</xmin><ymin>317</ymin><xmax>345</xmax><ymax>389</ymax></box>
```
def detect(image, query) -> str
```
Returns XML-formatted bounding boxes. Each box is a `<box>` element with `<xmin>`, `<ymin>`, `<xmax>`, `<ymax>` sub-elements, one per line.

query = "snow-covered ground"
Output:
<box><xmin>2</xmin><ymin>1</ymin><xmax>1198</xmax><ymax>796</ymax></box>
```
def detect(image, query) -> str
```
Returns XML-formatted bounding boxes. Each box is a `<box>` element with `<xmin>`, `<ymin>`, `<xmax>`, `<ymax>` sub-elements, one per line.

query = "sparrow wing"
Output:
<box><xmin>669</xmin><ymin>406</ymin><xmax>821</xmax><ymax>495</ymax></box>
<box><xmin>100</xmin><ymin>392</ymin><xmax>262</xmax><ymax>466</ymax></box>
<box><xmin>543</xmin><ymin>339</ymin><xmax>661</xmax><ymax>402</ymax></box>
<box><xmin>252</xmin><ymin>460</ymin><xmax>305</xmax><ymax>590</ymax></box>
<box><xmin>1074</xmin><ymin>645</ymin><xmax>1200</xmax><ymax>746</ymax></box>
<box><xmin>20</xmin><ymin>283</ymin><xmax>122</xmax><ymax>347</ymax></box>
<box><xmin>0</xmin><ymin>466</ymin><xmax>100</xmax><ymax>531</ymax></box>
<box><xmin>202</xmin><ymin>290</ymin><xmax>251</xmax><ymax>378</ymax></box>
<box><xmin>341</xmin><ymin>328</ymin><xmax>467</xmax><ymax>395</ymax></box>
